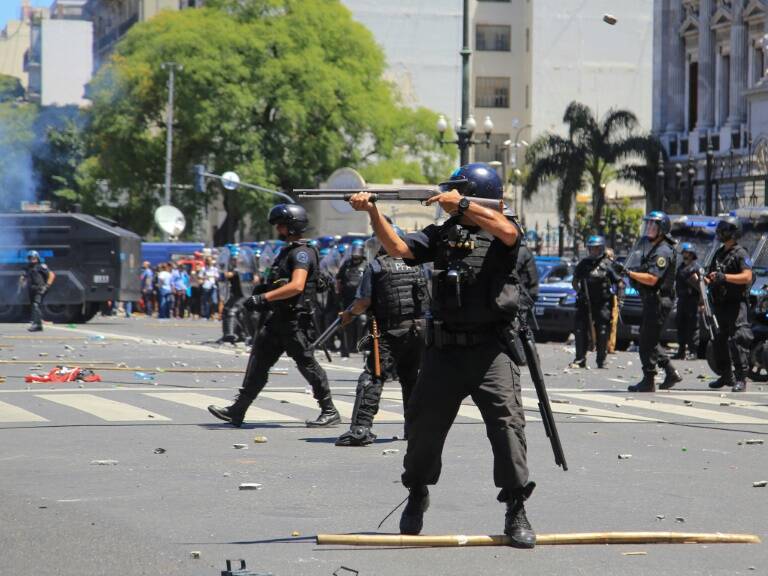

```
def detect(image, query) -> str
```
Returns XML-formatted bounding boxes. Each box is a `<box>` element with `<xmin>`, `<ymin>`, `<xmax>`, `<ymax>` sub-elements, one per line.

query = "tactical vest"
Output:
<box><xmin>638</xmin><ymin>241</ymin><xmax>676</xmax><ymax>300</ymax></box>
<box><xmin>270</xmin><ymin>241</ymin><xmax>318</xmax><ymax>312</ymax></box>
<box><xmin>582</xmin><ymin>256</ymin><xmax>613</xmax><ymax>302</ymax></box>
<box><xmin>709</xmin><ymin>245</ymin><xmax>749</xmax><ymax>303</ymax></box>
<box><xmin>339</xmin><ymin>260</ymin><xmax>366</xmax><ymax>304</ymax></box>
<box><xmin>371</xmin><ymin>254</ymin><xmax>426</xmax><ymax>326</ymax></box>
<box><xmin>431</xmin><ymin>220</ymin><xmax>520</xmax><ymax>331</ymax></box>
<box><xmin>676</xmin><ymin>262</ymin><xmax>699</xmax><ymax>301</ymax></box>
<box><xmin>26</xmin><ymin>264</ymin><xmax>49</xmax><ymax>291</ymax></box>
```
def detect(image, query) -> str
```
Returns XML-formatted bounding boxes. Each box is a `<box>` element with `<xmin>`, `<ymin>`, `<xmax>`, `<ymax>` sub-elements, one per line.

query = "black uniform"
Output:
<box><xmin>572</xmin><ymin>255</ymin><xmax>620</xmax><ymax>367</ymax></box>
<box><xmin>516</xmin><ymin>244</ymin><xmax>539</xmax><ymax>302</ymax></box>
<box><xmin>675</xmin><ymin>261</ymin><xmax>700</xmax><ymax>359</ymax></box>
<box><xmin>400</xmin><ymin>218</ymin><xmax>532</xmax><ymax>502</ymax></box>
<box><xmin>25</xmin><ymin>262</ymin><xmax>51</xmax><ymax>329</ymax></box>
<box><xmin>238</xmin><ymin>242</ymin><xmax>332</xmax><ymax>406</ymax></box>
<box><xmin>336</xmin><ymin>254</ymin><xmax>427</xmax><ymax>445</ymax></box>
<box><xmin>221</xmin><ymin>265</ymin><xmax>244</xmax><ymax>342</ymax></box>
<box><xmin>708</xmin><ymin>244</ymin><xmax>752</xmax><ymax>386</ymax></box>
<box><xmin>634</xmin><ymin>240</ymin><xmax>677</xmax><ymax>378</ymax></box>
<box><xmin>336</xmin><ymin>257</ymin><xmax>367</xmax><ymax>356</ymax></box>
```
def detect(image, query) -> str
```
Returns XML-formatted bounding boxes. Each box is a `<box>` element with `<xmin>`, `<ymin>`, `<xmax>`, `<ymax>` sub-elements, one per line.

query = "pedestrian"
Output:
<box><xmin>157</xmin><ymin>263</ymin><xmax>173</xmax><ymax>319</ymax></box>
<box><xmin>20</xmin><ymin>250</ymin><xmax>56</xmax><ymax>332</ymax></box>
<box><xmin>570</xmin><ymin>235</ymin><xmax>621</xmax><ymax>369</ymax></box>
<box><xmin>141</xmin><ymin>269</ymin><xmax>154</xmax><ymax>315</ymax></box>
<box><xmin>348</xmin><ymin>162</ymin><xmax>537</xmax><ymax>548</ymax></box>
<box><xmin>335</xmin><ymin>233</ymin><xmax>428</xmax><ymax>447</ymax></box>
<box><xmin>674</xmin><ymin>243</ymin><xmax>700</xmax><ymax>360</ymax></box>
<box><xmin>170</xmin><ymin>262</ymin><xmax>187</xmax><ymax>318</ymax></box>
<box><xmin>208</xmin><ymin>204</ymin><xmax>341</xmax><ymax>428</ymax></box>
<box><xmin>336</xmin><ymin>240</ymin><xmax>367</xmax><ymax>358</ymax></box>
<box><xmin>615</xmin><ymin>211</ymin><xmax>682</xmax><ymax>392</ymax></box>
<box><xmin>703</xmin><ymin>217</ymin><xmax>753</xmax><ymax>392</ymax></box>
<box><xmin>199</xmin><ymin>257</ymin><xmax>217</xmax><ymax>320</ymax></box>
<box><xmin>189</xmin><ymin>262</ymin><xmax>201</xmax><ymax>318</ymax></box>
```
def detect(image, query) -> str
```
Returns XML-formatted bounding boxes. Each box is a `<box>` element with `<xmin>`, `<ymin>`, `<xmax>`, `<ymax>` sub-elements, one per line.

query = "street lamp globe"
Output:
<box><xmin>482</xmin><ymin>115</ymin><xmax>494</xmax><ymax>134</ymax></box>
<box><xmin>436</xmin><ymin>114</ymin><xmax>448</xmax><ymax>135</ymax></box>
<box><xmin>465</xmin><ymin>115</ymin><xmax>477</xmax><ymax>133</ymax></box>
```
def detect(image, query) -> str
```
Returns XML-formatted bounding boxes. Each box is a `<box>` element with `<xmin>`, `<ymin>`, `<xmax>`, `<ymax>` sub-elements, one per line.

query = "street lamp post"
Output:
<box><xmin>161</xmin><ymin>61</ymin><xmax>182</xmax><ymax>240</ymax></box>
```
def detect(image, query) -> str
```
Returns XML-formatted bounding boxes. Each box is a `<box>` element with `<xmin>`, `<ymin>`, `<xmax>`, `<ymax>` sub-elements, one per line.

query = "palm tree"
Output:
<box><xmin>524</xmin><ymin>101</ymin><xmax>655</xmax><ymax>227</ymax></box>
<box><xmin>616</xmin><ymin>135</ymin><xmax>667</xmax><ymax>212</ymax></box>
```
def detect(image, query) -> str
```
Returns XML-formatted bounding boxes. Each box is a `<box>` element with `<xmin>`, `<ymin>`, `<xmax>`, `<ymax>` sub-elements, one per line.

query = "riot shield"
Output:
<box><xmin>624</xmin><ymin>236</ymin><xmax>651</xmax><ymax>271</ymax></box>
<box><xmin>216</xmin><ymin>247</ymin><xmax>232</xmax><ymax>302</ymax></box>
<box><xmin>236</xmin><ymin>246</ymin><xmax>256</xmax><ymax>297</ymax></box>
<box><xmin>364</xmin><ymin>237</ymin><xmax>381</xmax><ymax>263</ymax></box>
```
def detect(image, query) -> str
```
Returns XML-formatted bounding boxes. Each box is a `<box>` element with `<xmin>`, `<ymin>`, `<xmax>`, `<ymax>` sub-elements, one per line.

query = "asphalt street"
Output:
<box><xmin>0</xmin><ymin>316</ymin><xmax>766</xmax><ymax>576</ymax></box>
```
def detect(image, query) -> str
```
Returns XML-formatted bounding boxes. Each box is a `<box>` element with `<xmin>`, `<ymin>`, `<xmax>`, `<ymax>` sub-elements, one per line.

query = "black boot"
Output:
<box><xmin>659</xmin><ymin>364</ymin><xmax>683</xmax><ymax>390</ymax></box>
<box><xmin>335</xmin><ymin>425</ymin><xmax>376</xmax><ymax>446</ymax></box>
<box><xmin>708</xmin><ymin>373</ymin><xmax>735</xmax><ymax>389</ymax></box>
<box><xmin>568</xmin><ymin>358</ymin><xmax>587</xmax><ymax>369</ymax></box>
<box><xmin>504</xmin><ymin>499</ymin><xmax>536</xmax><ymax>549</ymax></box>
<box><xmin>306</xmin><ymin>395</ymin><xmax>341</xmax><ymax>427</ymax></box>
<box><xmin>220</xmin><ymin>310</ymin><xmax>237</xmax><ymax>344</ymax></box>
<box><xmin>399</xmin><ymin>486</ymin><xmax>429</xmax><ymax>535</ymax></box>
<box><xmin>27</xmin><ymin>324</ymin><xmax>43</xmax><ymax>332</ymax></box>
<box><xmin>207</xmin><ymin>393</ymin><xmax>252</xmax><ymax>427</ymax></box>
<box><xmin>732</xmin><ymin>379</ymin><xmax>747</xmax><ymax>392</ymax></box>
<box><xmin>628</xmin><ymin>373</ymin><xmax>655</xmax><ymax>392</ymax></box>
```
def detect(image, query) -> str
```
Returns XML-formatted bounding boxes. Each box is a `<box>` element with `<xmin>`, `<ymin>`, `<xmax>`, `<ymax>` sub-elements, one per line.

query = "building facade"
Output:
<box><xmin>0</xmin><ymin>1</ymin><xmax>48</xmax><ymax>89</ymax></box>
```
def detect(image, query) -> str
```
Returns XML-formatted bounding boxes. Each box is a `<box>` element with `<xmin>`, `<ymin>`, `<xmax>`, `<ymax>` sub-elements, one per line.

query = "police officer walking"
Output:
<box><xmin>336</xmin><ymin>240</ymin><xmax>367</xmax><ymax>357</ymax></box>
<box><xmin>571</xmin><ymin>235</ymin><xmax>620</xmax><ymax>369</ymax></box>
<box><xmin>335</xmin><ymin>234</ymin><xmax>428</xmax><ymax>447</ymax></box>
<box><xmin>349</xmin><ymin>163</ymin><xmax>537</xmax><ymax>548</ymax></box>
<box><xmin>208</xmin><ymin>204</ymin><xmax>341</xmax><ymax>427</ymax></box>
<box><xmin>674</xmin><ymin>243</ymin><xmax>700</xmax><ymax>360</ymax></box>
<box><xmin>21</xmin><ymin>250</ymin><xmax>56</xmax><ymax>332</ymax></box>
<box><xmin>704</xmin><ymin>217</ymin><xmax>753</xmax><ymax>392</ymax></box>
<box><xmin>616</xmin><ymin>211</ymin><xmax>682</xmax><ymax>392</ymax></box>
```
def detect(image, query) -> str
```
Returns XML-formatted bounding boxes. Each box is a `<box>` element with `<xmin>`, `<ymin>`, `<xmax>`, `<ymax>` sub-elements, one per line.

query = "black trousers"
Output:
<box><xmin>713</xmin><ymin>300</ymin><xmax>750</xmax><ymax>379</ymax></box>
<box><xmin>29</xmin><ymin>290</ymin><xmax>43</xmax><ymax>327</ymax></box>
<box><xmin>639</xmin><ymin>295</ymin><xmax>673</xmax><ymax>375</ymax></box>
<box><xmin>675</xmin><ymin>299</ymin><xmax>699</xmax><ymax>356</ymax></box>
<box><xmin>240</xmin><ymin>312</ymin><xmax>331</xmax><ymax>401</ymax></box>
<box><xmin>574</xmin><ymin>298</ymin><xmax>611</xmax><ymax>365</ymax></box>
<box><xmin>352</xmin><ymin>321</ymin><xmax>424</xmax><ymax>429</ymax></box>
<box><xmin>402</xmin><ymin>339</ymin><xmax>529</xmax><ymax>497</ymax></box>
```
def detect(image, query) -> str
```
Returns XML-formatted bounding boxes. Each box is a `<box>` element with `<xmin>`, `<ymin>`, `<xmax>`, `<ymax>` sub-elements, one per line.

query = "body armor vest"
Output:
<box><xmin>582</xmin><ymin>256</ymin><xmax>613</xmax><ymax>302</ymax></box>
<box><xmin>676</xmin><ymin>262</ymin><xmax>699</xmax><ymax>301</ymax></box>
<box><xmin>708</xmin><ymin>245</ymin><xmax>749</xmax><ymax>303</ymax></box>
<box><xmin>432</xmin><ymin>220</ymin><xmax>520</xmax><ymax>331</ymax></box>
<box><xmin>339</xmin><ymin>260</ymin><xmax>366</xmax><ymax>304</ymax></box>
<box><xmin>269</xmin><ymin>241</ymin><xmax>318</xmax><ymax>312</ymax></box>
<box><xmin>638</xmin><ymin>241</ymin><xmax>676</xmax><ymax>299</ymax></box>
<box><xmin>371</xmin><ymin>254</ymin><xmax>426</xmax><ymax>325</ymax></box>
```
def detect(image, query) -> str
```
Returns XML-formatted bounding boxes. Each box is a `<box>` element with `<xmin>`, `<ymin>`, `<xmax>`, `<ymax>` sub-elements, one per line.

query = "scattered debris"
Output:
<box><xmin>133</xmin><ymin>371</ymin><xmax>155</xmax><ymax>381</ymax></box>
<box><xmin>382</xmin><ymin>449</ymin><xmax>399</xmax><ymax>456</ymax></box>
<box><xmin>621</xmin><ymin>551</ymin><xmax>647</xmax><ymax>556</ymax></box>
<box><xmin>744</xmin><ymin>439</ymin><xmax>764</xmax><ymax>445</ymax></box>
<box><xmin>233</xmin><ymin>444</ymin><xmax>248</xmax><ymax>450</ymax></box>
<box><xmin>551</xmin><ymin>398</ymin><xmax>570</xmax><ymax>404</ymax></box>
<box><xmin>116</xmin><ymin>362</ymin><xmax>127</xmax><ymax>368</ymax></box>
<box><xmin>655</xmin><ymin>515</ymin><xmax>665</xmax><ymax>521</ymax></box>
<box><xmin>88</xmin><ymin>335</ymin><xmax>105</xmax><ymax>341</ymax></box>
<box><xmin>618</xmin><ymin>454</ymin><xmax>633</xmax><ymax>460</ymax></box>
<box><xmin>291</xmin><ymin>531</ymin><xmax>301</xmax><ymax>537</ymax></box>
<box><xmin>153</xmin><ymin>448</ymin><xmax>166</xmax><ymax>454</ymax></box>
<box><xmin>223</xmin><ymin>472</ymin><xmax>231</xmax><ymax>477</ymax></box>
<box><xmin>190</xmin><ymin>551</ymin><xmax>201</xmax><ymax>560</ymax></box>
<box><xmin>239</xmin><ymin>483</ymin><xmax>263</xmax><ymax>491</ymax></box>
<box><xmin>64</xmin><ymin>345</ymin><xmax>74</xmax><ymax>351</ymax></box>
<box><xmin>90</xmin><ymin>460</ymin><xmax>118</xmax><ymax>466</ymax></box>
<box><xmin>25</xmin><ymin>366</ymin><xmax>101</xmax><ymax>383</ymax></box>
<box><xmin>38</xmin><ymin>352</ymin><xmax>48</xmax><ymax>357</ymax></box>
<box><xmin>578</xmin><ymin>408</ymin><xmax>589</xmax><ymax>413</ymax></box>
<box><xmin>626</xmin><ymin>361</ymin><xmax>632</xmax><ymax>366</ymax></box>
<box><xmin>675</xmin><ymin>517</ymin><xmax>685</xmax><ymax>523</ymax></box>
<box><xmin>684</xmin><ymin>400</ymin><xmax>694</xmax><ymax>406</ymax></box>
<box><xmin>753</xmin><ymin>480</ymin><xmax>767</xmax><ymax>488</ymax></box>
<box><xmin>253</xmin><ymin>436</ymin><xmax>268</xmax><ymax>444</ymax></box>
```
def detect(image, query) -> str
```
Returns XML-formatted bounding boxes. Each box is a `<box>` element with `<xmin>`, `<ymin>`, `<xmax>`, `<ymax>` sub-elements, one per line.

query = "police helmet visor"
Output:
<box><xmin>641</xmin><ymin>220</ymin><xmax>661</xmax><ymax>239</ymax></box>
<box><xmin>587</xmin><ymin>245</ymin><xmax>604</xmax><ymax>258</ymax></box>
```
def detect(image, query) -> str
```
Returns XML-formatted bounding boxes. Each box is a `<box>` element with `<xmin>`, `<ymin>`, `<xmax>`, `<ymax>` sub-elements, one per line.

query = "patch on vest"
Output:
<box><xmin>296</xmin><ymin>251</ymin><xmax>309</xmax><ymax>264</ymax></box>
<box><xmin>656</xmin><ymin>256</ymin><xmax>667</xmax><ymax>268</ymax></box>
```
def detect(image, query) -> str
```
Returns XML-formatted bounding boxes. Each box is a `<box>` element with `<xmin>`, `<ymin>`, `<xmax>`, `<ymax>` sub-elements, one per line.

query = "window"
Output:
<box><xmin>475</xmin><ymin>76</ymin><xmax>510</xmax><ymax>108</ymax></box>
<box><xmin>476</xmin><ymin>25</ymin><xmax>511</xmax><ymax>51</ymax></box>
<box><xmin>474</xmin><ymin>133</ymin><xmax>510</xmax><ymax>163</ymax></box>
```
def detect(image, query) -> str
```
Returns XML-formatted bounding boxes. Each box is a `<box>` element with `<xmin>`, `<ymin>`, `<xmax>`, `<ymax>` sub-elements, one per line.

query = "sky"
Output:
<box><xmin>0</xmin><ymin>0</ymin><xmax>50</xmax><ymax>31</ymax></box>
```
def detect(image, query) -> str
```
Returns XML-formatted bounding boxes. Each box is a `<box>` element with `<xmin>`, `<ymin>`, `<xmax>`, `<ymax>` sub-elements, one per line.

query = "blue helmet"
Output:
<box><xmin>643</xmin><ymin>210</ymin><xmax>671</xmax><ymax>235</ymax></box>
<box><xmin>680</xmin><ymin>242</ymin><xmax>697</xmax><ymax>257</ymax></box>
<box><xmin>27</xmin><ymin>250</ymin><xmax>40</xmax><ymax>261</ymax></box>
<box><xmin>337</xmin><ymin>244</ymin><xmax>347</xmax><ymax>254</ymax></box>
<box><xmin>439</xmin><ymin>162</ymin><xmax>503</xmax><ymax>199</ymax></box>
<box><xmin>586</xmin><ymin>235</ymin><xmax>605</xmax><ymax>248</ymax></box>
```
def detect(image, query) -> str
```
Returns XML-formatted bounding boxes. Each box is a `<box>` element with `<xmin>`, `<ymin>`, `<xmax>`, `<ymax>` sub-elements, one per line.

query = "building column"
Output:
<box><xmin>696</xmin><ymin>0</ymin><xmax>716</xmax><ymax>130</ymax></box>
<box><xmin>666</xmin><ymin>0</ymin><xmax>685</xmax><ymax>132</ymax></box>
<box><xmin>653</xmin><ymin>0</ymin><xmax>668</xmax><ymax>132</ymax></box>
<box><xmin>729</xmin><ymin>0</ymin><xmax>748</xmax><ymax>127</ymax></box>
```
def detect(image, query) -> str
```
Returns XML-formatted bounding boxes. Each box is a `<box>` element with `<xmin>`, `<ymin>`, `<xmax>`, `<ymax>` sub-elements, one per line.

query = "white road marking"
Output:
<box><xmin>261</xmin><ymin>391</ymin><xmax>404</xmax><ymax>422</ymax></box>
<box><xmin>143</xmin><ymin>392</ymin><xmax>299</xmax><ymax>422</ymax></box>
<box><xmin>0</xmin><ymin>400</ymin><xmax>48</xmax><ymax>423</ymax></box>
<box><xmin>36</xmin><ymin>394</ymin><xmax>170</xmax><ymax>422</ymax></box>
<box><xmin>664</xmin><ymin>393</ymin><xmax>768</xmax><ymax>415</ymax></box>
<box><xmin>524</xmin><ymin>396</ymin><xmax>659</xmax><ymax>423</ymax></box>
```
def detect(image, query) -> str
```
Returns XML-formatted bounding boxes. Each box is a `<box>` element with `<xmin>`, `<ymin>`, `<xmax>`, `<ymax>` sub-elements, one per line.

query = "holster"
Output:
<box><xmin>498</xmin><ymin>322</ymin><xmax>527</xmax><ymax>366</ymax></box>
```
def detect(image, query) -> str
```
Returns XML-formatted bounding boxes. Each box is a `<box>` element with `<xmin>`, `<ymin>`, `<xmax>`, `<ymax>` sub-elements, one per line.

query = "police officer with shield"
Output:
<box><xmin>335</xmin><ymin>233</ymin><xmax>428</xmax><ymax>447</ymax></box>
<box><xmin>20</xmin><ymin>250</ymin><xmax>56</xmax><ymax>332</ymax></box>
<box><xmin>705</xmin><ymin>217</ymin><xmax>753</xmax><ymax>392</ymax></box>
<box><xmin>674</xmin><ymin>243</ymin><xmax>700</xmax><ymax>360</ymax></box>
<box><xmin>615</xmin><ymin>211</ymin><xmax>682</xmax><ymax>392</ymax></box>
<box><xmin>571</xmin><ymin>235</ymin><xmax>620</xmax><ymax>369</ymax></box>
<box><xmin>208</xmin><ymin>204</ymin><xmax>341</xmax><ymax>427</ymax></box>
<box><xmin>348</xmin><ymin>163</ymin><xmax>537</xmax><ymax>548</ymax></box>
<box><xmin>220</xmin><ymin>245</ymin><xmax>245</xmax><ymax>344</ymax></box>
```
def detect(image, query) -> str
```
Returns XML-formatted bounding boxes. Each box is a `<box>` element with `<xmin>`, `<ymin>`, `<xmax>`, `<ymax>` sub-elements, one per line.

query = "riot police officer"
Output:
<box><xmin>705</xmin><ymin>217</ymin><xmax>753</xmax><ymax>392</ymax></box>
<box><xmin>335</xmin><ymin>234</ymin><xmax>428</xmax><ymax>447</ymax></box>
<box><xmin>571</xmin><ymin>236</ymin><xmax>620</xmax><ymax>369</ymax></box>
<box><xmin>349</xmin><ymin>162</ymin><xmax>536</xmax><ymax>549</ymax></box>
<box><xmin>616</xmin><ymin>211</ymin><xmax>682</xmax><ymax>392</ymax></box>
<box><xmin>674</xmin><ymin>243</ymin><xmax>700</xmax><ymax>360</ymax></box>
<box><xmin>21</xmin><ymin>250</ymin><xmax>56</xmax><ymax>332</ymax></box>
<box><xmin>336</xmin><ymin>240</ymin><xmax>367</xmax><ymax>357</ymax></box>
<box><xmin>208</xmin><ymin>204</ymin><xmax>341</xmax><ymax>427</ymax></box>
<box><xmin>220</xmin><ymin>245</ymin><xmax>244</xmax><ymax>344</ymax></box>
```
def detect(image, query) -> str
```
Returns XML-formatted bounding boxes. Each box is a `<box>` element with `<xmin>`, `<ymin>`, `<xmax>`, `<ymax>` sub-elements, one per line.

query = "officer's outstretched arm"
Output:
<box><xmin>460</xmin><ymin>202</ymin><xmax>518</xmax><ymax>247</ymax></box>
<box><xmin>264</xmin><ymin>268</ymin><xmax>307</xmax><ymax>302</ymax></box>
<box><xmin>627</xmin><ymin>270</ymin><xmax>659</xmax><ymax>286</ymax></box>
<box><xmin>348</xmin><ymin>192</ymin><xmax>413</xmax><ymax>260</ymax></box>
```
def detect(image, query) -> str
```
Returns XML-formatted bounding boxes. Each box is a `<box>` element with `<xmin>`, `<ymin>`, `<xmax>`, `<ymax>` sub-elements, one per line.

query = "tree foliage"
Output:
<box><xmin>524</xmin><ymin>101</ymin><xmax>656</xmax><ymax>227</ymax></box>
<box><xmin>0</xmin><ymin>101</ymin><xmax>37</xmax><ymax>210</ymax></box>
<box><xmin>84</xmin><ymin>0</ymin><xmax>453</xmax><ymax>239</ymax></box>
<box><xmin>0</xmin><ymin>73</ymin><xmax>24</xmax><ymax>102</ymax></box>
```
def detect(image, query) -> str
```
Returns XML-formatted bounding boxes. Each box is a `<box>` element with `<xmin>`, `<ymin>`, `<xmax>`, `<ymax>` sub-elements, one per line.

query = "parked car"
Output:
<box><xmin>532</xmin><ymin>257</ymin><xmax>577</xmax><ymax>342</ymax></box>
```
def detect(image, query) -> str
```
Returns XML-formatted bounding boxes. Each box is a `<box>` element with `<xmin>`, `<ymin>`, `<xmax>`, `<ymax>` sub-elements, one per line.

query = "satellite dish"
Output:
<box><xmin>154</xmin><ymin>205</ymin><xmax>186</xmax><ymax>238</ymax></box>
<box><xmin>222</xmin><ymin>171</ymin><xmax>240</xmax><ymax>191</ymax></box>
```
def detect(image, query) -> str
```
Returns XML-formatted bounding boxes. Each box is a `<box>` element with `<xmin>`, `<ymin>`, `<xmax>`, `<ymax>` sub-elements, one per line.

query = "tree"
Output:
<box><xmin>85</xmin><ymin>1</ymin><xmax>453</xmax><ymax>239</ymax></box>
<box><xmin>616</xmin><ymin>135</ymin><xmax>666</xmax><ymax>212</ymax></box>
<box><xmin>0</xmin><ymin>101</ymin><xmax>37</xmax><ymax>210</ymax></box>
<box><xmin>524</xmin><ymin>101</ymin><xmax>655</xmax><ymax>227</ymax></box>
<box><xmin>0</xmin><ymin>74</ymin><xmax>24</xmax><ymax>102</ymax></box>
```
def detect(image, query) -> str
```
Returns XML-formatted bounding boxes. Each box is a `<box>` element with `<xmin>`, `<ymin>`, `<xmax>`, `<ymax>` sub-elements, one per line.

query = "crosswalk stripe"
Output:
<box><xmin>669</xmin><ymin>394</ymin><xmax>768</xmax><ymax>415</ymax></box>
<box><xmin>379</xmin><ymin>391</ymin><xmax>542</xmax><ymax>422</ymax></box>
<box><xmin>36</xmin><ymin>394</ymin><xmax>170</xmax><ymax>422</ymax></box>
<box><xmin>262</xmin><ymin>391</ymin><xmax>404</xmax><ymax>422</ymax></box>
<box><xmin>561</xmin><ymin>392</ymin><xmax>768</xmax><ymax>424</ymax></box>
<box><xmin>526</xmin><ymin>397</ymin><xmax>660</xmax><ymax>423</ymax></box>
<box><xmin>0</xmin><ymin>400</ymin><xmax>48</xmax><ymax>423</ymax></box>
<box><xmin>143</xmin><ymin>392</ymin><xmax>299</xmax><ymax>422</ymax></box>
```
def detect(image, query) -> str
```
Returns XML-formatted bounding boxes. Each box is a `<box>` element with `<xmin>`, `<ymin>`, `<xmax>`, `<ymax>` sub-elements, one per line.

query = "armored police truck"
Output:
<box><xmin>0</xmin><ymin>212</ymin><xmax>141</xmax><ymax>324</ymax></box>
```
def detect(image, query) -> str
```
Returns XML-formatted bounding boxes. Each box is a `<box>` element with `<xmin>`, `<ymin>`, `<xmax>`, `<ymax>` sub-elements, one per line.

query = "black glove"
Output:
<box><xmin>242</xmin><ymin>293</ymin><xmax>267</xmax><ymax>312</ymax></box>
<box><xmin>612</xmin><ymin>261</ymin><xmax>627</xmax><ymax>276</ymax></box>
<box><xmin>710</xmin><ymin>271</ymin><xmax>727</xmax><ymax>286</ymax></box>
<box><xmin>38</xmin><ymin>285</ymin><xmax>49</xmax><ymax>296</ymax></box>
